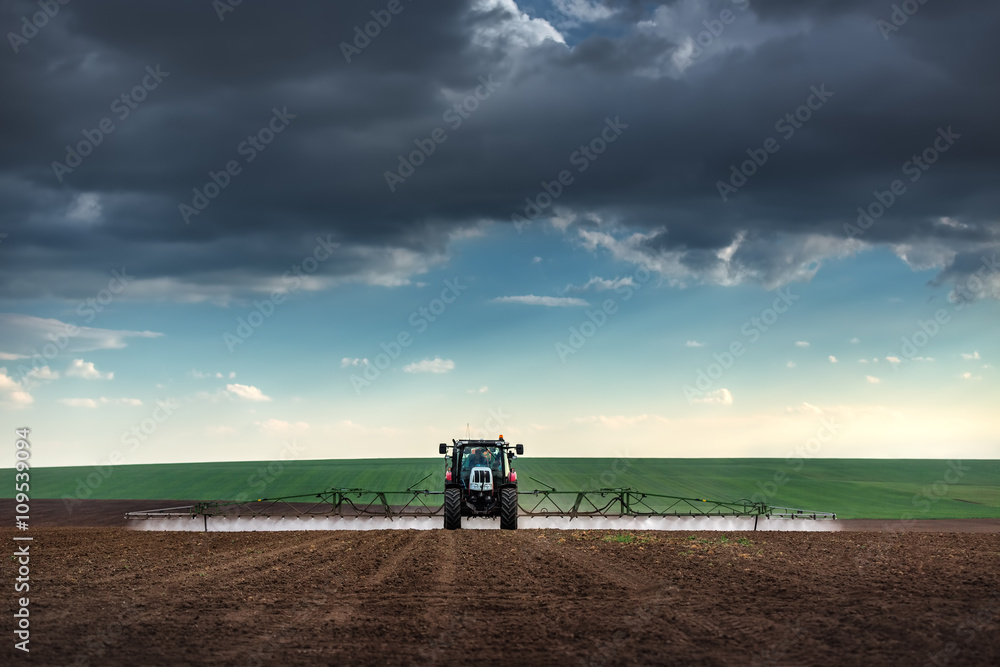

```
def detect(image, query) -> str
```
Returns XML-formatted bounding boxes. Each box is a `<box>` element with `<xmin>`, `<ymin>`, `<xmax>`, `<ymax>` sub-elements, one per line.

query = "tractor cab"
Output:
<box><xmin>439</xmin><ymin>436</ymin><xmax>523</xmax><ymax>530</ymax></box>
<box><xmin>458</xmin><ymin>445</ymin><xmax>505</xmax><ymax>489</ymax></box>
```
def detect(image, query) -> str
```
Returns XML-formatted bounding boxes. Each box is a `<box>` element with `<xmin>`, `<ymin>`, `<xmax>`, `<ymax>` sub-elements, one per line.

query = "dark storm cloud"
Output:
<box><xmin>0</xmin><ymin>0</ymin><xmax>998</xmax><ymax>300</ymax></box>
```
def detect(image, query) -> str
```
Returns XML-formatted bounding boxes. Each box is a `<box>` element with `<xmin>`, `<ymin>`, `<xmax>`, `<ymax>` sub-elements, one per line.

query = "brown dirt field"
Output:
<box><xmin>1</xmin><ymin>526</ymin><xmax>998</xmax><ymax>666</ymax></box>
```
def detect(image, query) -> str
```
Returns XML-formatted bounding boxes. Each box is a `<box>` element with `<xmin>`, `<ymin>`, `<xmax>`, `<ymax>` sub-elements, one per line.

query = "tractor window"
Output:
<box><xmin>461</xmin><ymin>446</ymin><xmax>500</xmax><ymax>468</ymax></box>
<box><xmin>459</xmin><ymin>446</ymin><xmax>504</xmax><ymax>482</ymax></box>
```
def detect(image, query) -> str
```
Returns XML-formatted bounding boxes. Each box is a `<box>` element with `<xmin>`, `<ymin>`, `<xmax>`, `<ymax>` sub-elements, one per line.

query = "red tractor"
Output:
<box><xmin>439</xmin><ymin>436</ymin><xmax>523</xmax><ymax>529</ymax></box>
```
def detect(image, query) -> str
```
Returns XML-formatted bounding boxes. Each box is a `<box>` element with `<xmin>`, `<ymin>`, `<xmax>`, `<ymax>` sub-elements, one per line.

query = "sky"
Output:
<box><xmin>1</xmin><ymin>0</ymin><xmax>998</xmax><ymax>467</ymax></box>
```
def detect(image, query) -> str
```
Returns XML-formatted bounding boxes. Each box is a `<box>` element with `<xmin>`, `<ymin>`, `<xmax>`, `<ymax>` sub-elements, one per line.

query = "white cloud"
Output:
<box><xmin>891</xmin><ymin>241</ymin><xmax>957</xmax><ymax>272</ymax></box>
<box><xmin>0</xmin><ymin>314</ymin><xmax>162</xmax><ymax>353</ymax></box>
<box><xmin>226</xmin><ymin>383</ymin><xmax>272</xmax><ymax>401</ymax></box>
<box><xmin>959</xmin><ymin>372</ymin><xmax>981</xmax><ymax>381</ymax></box>
<box><xmin>828</xmin><ymin>356</ymin><xmax>838</xmax><ymax>363</ymax></box>
<box><xmin>66</xmin><ymin>359</ymin><xmax>113</xmax><ymax>380</ymax></box>
<box><xmin>576</xmin><ymin>227</ymin><xmax>859</xmax><ymax>290</ymax></box>
<box><xmin>685</xmin><ymin>340</ymin><xmax>705</xmax><ymax>348</ymax></box>
<box><xmin>467</xmin><ymin>386</ymin><xmax>489</xmax><ymax>394</ymax></box>
<box><xmin>341</xmin><ymin>357</ymin><xmax>369</xmax><ymax>368</ymax></box>
<box><xmin>191</xmin><ymin>369</ymin><xmax>235</xmax><ymax>379</ymax></box>
<box><xmin>936</xmin><ymin>216</ymin><xmax>967</xmax><ymax>230</ymax></box>
<box><xmin>550</xmin><ymin>208</ymin><xmax>577</xmax><ymax>232</ymax></box>
<box><xmin>787</xmin><ymin>402</ymin><xmax>824</xmax><ymax>415</ymax></box>
<box><xmin>59</xmin><ymin>398</ymin><xmax>98</xmax><ymax>408</ymax></box>
<box><xmin>0</xmin><ymin>352</ymin><xmax>28</xmax><ymax>360</ymax></box>
<box><xmin>26</xmin><ymin>365</ymin><xmax>59</xmax><ymax>380</ymax></box>
<box><xmin>692</xmin><ymin>388</ymin><xmax>733</xmax><ymax>405</ymax></box>
<box><xmin>206</xmin><ymin>425</ymin><xmax>237</xmax><ymax>436</ymax></box>
<box><xmin>255</xmin><ymin>419</ymin><xmax>309</xmax><ymax>436</ymax></box>
<box><xmin>786</xmin><ymin>361</ymin><xmax>796</xmax><ymax>368</ymax></box>
<box><xmin>532</xmin><ymin>256</ymin><xmax>542</xmax><ymax>264</ymax></box>
<box><xmin>859</xmin><ymin>359</ymin><xmax>868</xmax><ymax>363</ymax></box>
<box><xmin>103</xmin><ymin>397</ymin><xmax>142</xmax><ymax>406</ymax></box>
<box><xmin>961</xmin><ymin>351</ymin><xmax>981</xmax><ymax>361</ymax></box>
<box><xmin>0</xmin><ymin>368</ymin><xmax>33</xmax><ymax>409</ymax></box>
<box><xmin>795</xmin><ymin>341</ymin><xmax>810</xmax><ymax>348</ymax></box>
<box><xmin>471</xmin><ymin>0</ymin><xmax>566</xmax><ymax>48</ymax></box>
<box><xmin>866</xmin><ymin>376</ymin><xmax>881</xmax><ymax>384</ymax></box>
<box><xmin>58</xmin><ymin>396</ymin><xmax>141</xmax><ymax>408</ymax></box>
<box><xmin>886</xmin><ymin>356</ymin><xmax>901</xmax><ymax>366</ymax></box>
<box><xmin>565</xmin><ymin>276</ymin><xmax>633</xmax><ymax>292</ymax></box>
<box><xmin>491</xmin><ymin>295</ymin><xmax>588</xmax><ymax>307</ymax></box>
<box><xmin>849</xmin><ymin>337</ymin><xmax>860</xmax><ymax>344</ymax></box>
<box><xmin>404</xmin><ymin>358</ymin><xmax>455</xmax><ymax>374</ymax></box>
<box><xmin>552</xmin><ymin>0</ymin><xmax>615</xmax><ymax>25</ymax></box>
<box><xmin>67</xmin><ymin>192</ymin><xmax>102</xmax><ymax>222</ymax></box>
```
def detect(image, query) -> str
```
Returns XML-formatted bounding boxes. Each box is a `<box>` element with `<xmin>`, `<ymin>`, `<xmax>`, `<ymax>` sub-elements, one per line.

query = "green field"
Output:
<box><xmin>6</xmin><ymin>458</ymin><xmax>1000</xmax><ymax>520</ymax></box>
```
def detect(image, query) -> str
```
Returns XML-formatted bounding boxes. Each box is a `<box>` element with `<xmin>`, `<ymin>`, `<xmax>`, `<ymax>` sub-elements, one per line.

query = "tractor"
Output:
<box><xmin>439</xmin><ymin>436</ymin><xmax>523</xmax><ymax>530</ymax></box>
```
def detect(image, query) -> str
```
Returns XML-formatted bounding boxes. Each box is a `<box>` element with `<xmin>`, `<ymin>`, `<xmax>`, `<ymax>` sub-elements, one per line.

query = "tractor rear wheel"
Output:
<box><xmin>500</xmin><ymin>487</ymin><xmax>518</xmax><ymax>530</ymax></box>
<box><xmin>444</xmin><ymin>488</ymin><xmax>462</xmax><ymax>530</ymax></box>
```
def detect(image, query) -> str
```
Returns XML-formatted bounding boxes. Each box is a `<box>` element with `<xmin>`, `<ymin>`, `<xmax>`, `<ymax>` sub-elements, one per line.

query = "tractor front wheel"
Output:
<box><xmin>444</xmin><ymin>488</ymin><xmax>462</xmax><ymax>530</ymax></box>
<box><xmin>500</xmin><ymin>487</ymin><xmax>518</xmax><ymax>530</ymax></box>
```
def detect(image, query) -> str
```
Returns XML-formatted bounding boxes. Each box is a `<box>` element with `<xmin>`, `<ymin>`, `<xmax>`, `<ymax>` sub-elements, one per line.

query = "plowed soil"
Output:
<box><xmin>2</xmin><ymin>525</ymin><xmax>998</xmax><ymax>666</ymax></box>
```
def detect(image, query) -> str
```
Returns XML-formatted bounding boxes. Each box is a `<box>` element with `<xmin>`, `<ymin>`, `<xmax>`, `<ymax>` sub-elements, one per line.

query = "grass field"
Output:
<box><xmin>6</xmin><ymin>458</ymin><xmax>1000</xmax><ymax>520</ymax></box>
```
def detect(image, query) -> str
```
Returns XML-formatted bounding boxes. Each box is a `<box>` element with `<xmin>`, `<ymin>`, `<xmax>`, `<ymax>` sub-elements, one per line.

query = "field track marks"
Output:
<box><xmin>321</xmin><ymin>532</ymin><xmax>464</xmax><ymax>666</ymax></box>
<box><xmin>414</xmin><ymin>531</ymin><xmax>465</xmax><ymax>665</ymax></box>
<box><xmin>70</xmin><ymin>530</ymin><xmax>341</xmax><ymax>589</ymax></box>
<box><xmin>530</xmin><ymin>532</ymin><xmax>653</xmax><ymax>595</ymax></box>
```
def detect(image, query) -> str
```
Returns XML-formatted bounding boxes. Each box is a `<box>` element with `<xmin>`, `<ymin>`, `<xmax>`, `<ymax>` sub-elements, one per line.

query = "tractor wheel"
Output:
<box><xmin>444</xmin><ymin>488</ymin><xmax>462</xmax><ymax>530</ymax></box>
<box><xmin>500</xmin><ymin>487</ymin><xmax>518</xmax><ymax>530</ymax></box>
